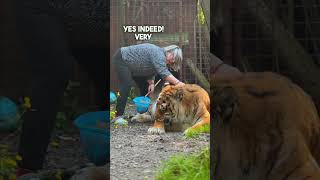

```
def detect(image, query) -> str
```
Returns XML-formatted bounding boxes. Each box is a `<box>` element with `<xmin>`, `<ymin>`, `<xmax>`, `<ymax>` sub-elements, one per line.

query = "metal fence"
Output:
<box><xmin>217</xmin><ymin>0</ymin><xmax>320</xmax><ymax>72</ymax></box>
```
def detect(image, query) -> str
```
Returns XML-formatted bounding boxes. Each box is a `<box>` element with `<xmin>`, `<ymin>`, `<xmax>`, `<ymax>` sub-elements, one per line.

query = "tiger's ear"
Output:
<box><xmin>175</xmin><ymin>89</ymin><xmax>184</xmax><ymax>101</ymax></box>
<box><xmin>211</xmin><ymin>86</ymin><xmax>238</xmax><ymax>123</ymax></box>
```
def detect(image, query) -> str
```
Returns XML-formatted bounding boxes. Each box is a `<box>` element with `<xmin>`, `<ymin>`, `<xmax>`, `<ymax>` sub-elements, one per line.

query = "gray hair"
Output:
<box><xmin>163</xmin><ymin>45</ymin><xmax>183</xmax><ymax>71</ymax></box>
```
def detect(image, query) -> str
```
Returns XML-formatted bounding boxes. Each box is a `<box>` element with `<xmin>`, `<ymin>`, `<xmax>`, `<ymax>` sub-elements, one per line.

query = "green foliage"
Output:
<box><xmin>0</xmin><ymin>144</ymin><xmax>21</xmax><ymax>180</ymax></box>
<box><xmin>55</xmin><ymin>112</ymin><xmax>68</xmax><ymax>130</ymax></box>
<box><xmin>56</xmin><ymin>80</ymin><xmax>85</xmax><ymax>130</ymax></box>
<box><xmin>114</xmin><ymin>87</ymin><xmax>137</xmax><ymax>103</ymax></box>
<box><xmin>0</xmin><ymin>97</ymin><xmax>31</xmax><ymax>179</ymax></box>
<box><xmin>110</xmin><ymin>110</ymin><xmax>116</xmax><ymax>120</ymax></box>
<box><xmin>156</xmin><ymin>147</ymin><xmax>210</xmax><ymax>180</ymax></box>
<box><xmin>184</xmin><ymin>124</ymin><xmax>210</xmax><ymax>138</ymax></box>
<box><xmin>127</xmin><ymin>87</ymin><xmax>137</xmax><ymax>102</ymax></box>
<box><xmin>197</xmin><ymin>0</ymin><xmax>206</xmax><ymax>25</ymax></box>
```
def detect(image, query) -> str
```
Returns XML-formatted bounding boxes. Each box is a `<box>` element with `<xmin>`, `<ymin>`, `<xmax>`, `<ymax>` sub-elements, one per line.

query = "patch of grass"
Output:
<box><xmin>0</xmin><ymin>144</ymin><xmax>21</xmax><ymax>180</ymax></box>
<box><xmin>110</xmin><ymin>110</ymin><xmax>116</xmax><ymax>120</ymax></box>
<box><xmin>184</xmin><ymin>124</ymin><xmax>210</xmax><ymax>138</ymax></box>
<box><xmin>156</xmin><ymin>147</ymin><xmax>210</xmax><ymax>180</ymax></box>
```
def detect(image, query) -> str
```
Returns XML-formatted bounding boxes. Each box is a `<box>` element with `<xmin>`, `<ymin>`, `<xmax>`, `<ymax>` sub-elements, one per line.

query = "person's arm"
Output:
<box><xmin>146</xmin><ymin>76</ymin><xmax>155</xmax><ymax>95</ymax></box>
<box><xmin>164</xmin><ymin>75</ymin><xmax>185</xmax><ymax>85</ymax></box>
<box><xmin>147</xmin><ymin>79</ymin><xmax>154</xmax><ymax>85</ymax></box>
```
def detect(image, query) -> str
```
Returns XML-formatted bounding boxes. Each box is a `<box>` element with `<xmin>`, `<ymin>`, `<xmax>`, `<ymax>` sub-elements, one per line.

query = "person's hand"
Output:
<box><xmin>176</xmin><ymin>81</ymin><xmax>185</xmax><ymax>86</ymax></box>
<box><xmin>148</xmin><ymin>83</ymin><xmax>155</xmax><ymax>94</ymax></box>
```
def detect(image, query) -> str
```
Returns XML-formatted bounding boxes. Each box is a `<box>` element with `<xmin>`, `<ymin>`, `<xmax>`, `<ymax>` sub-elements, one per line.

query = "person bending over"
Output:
<box><xmin>111</xmin><ymin>43</ymin><xmax>184</xmax><ymax>117</ymax></box>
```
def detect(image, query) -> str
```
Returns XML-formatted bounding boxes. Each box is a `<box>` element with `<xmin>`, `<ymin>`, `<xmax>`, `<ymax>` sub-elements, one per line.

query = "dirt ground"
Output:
<box><xmin>0</xmin><ymin>125</ymin><xmax>91</xmax><ymax>178</ymax></box>
<box><xmin>0</xmin><ymin>101</ymin><xmax>209</xmax><ymax>180</ymax></box>
<box><xmin>43</xmin><ymin>130</ymin><xmax>90</xmax><ymax>170</ymax></box>
<box><xmin>110</xmin><ymin>103</ymin><xmax>210</xmax><ymax>180</ymax></box>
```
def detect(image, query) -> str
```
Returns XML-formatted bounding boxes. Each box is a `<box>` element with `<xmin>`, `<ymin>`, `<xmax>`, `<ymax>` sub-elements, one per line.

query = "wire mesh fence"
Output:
<box><xmin>110</xmin><ymin>0</ymin><xmax>210</xmax><ymax>90</ymax></box>
<box><xmin>223</xmin><ymin>0</ymin><xmax>320</xmax><ymax>72</ymax></box>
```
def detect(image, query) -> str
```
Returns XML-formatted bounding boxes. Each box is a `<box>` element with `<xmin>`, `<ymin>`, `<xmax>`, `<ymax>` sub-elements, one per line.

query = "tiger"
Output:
<box><xmin>132</xmin><ymin>84</ymin><xmax>210</xmax><ymax>135</ymax></box>
<box><xmin>210</xmin><ymin>72</ymin><xmax>320</xmax><ymax>180</ymax></box>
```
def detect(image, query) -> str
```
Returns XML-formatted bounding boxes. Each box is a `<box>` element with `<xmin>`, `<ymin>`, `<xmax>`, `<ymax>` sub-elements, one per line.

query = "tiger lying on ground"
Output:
<box><xmin>131</xmin><ymin>84</ymin><xmax>210</xmax><ymax>135</ymax></box>
<box><xmin>211</xmin><ymin>72</ymin><xmax>320</xmax><ymax>180</ymax></box>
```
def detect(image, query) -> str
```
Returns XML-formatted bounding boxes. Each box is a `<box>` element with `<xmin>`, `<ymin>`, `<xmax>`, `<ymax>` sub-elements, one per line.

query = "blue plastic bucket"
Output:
<box><xmin>133</xmin><ymin>96</ymin><xmax>151</xmax><ymax>113</ymax></box>
<box><xmin>0</xmin><ymin>97</ymin><xmax>20</xmax><ymax>132</ymax></box>
<box><xmin>110</xmin><ymin>91</ymin><xmax>117</xmax><ymax>103</ymax></box>
<box><xmin>74</xmin><ymin>111</ymin><xmax>109</xmax><ymax>166</ymax></box>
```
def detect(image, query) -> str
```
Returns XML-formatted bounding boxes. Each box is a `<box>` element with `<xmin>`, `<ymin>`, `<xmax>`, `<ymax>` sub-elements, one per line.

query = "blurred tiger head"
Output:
<box><xmin>210</xmin><ymin>72</ymin><xmax>320</xmax><ymax>180</ymax></box>
<box><xmin>157</xmin><ymin>85</ymin><xmax>184</xmax><ymax>111</ymax></box>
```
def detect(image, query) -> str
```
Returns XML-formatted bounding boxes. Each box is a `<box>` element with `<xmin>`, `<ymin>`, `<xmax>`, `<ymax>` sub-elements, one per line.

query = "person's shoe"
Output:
<box><xmin>112</xmin><ymin>115</ymin><xmax>124</xmax><ymax>121</ymax></box>
<box><xmin>113</xmin><ymin>115</ymin><xmax>128</xmax><ymax>126</ymax></box>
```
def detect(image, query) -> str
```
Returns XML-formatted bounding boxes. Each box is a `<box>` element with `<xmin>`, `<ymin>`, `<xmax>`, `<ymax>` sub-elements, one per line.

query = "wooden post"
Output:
<box><xmin>222</xmin><ymin>0</ymin><xmax>233</xmax><ymax>65</ymax></box>
<box><xmin>179</xmin><ymin>0</ymin><xmax>183</xmax><ymax>80</ymax></box>
<box><xmin>232</xmin><ymin>0</ymin><xmax>242</xmax><ymax>68</ymax></box>
<box><xmin>198</xmin><ymin>0</ymin><xmax>210</xmax><ymax>46</ymax></box>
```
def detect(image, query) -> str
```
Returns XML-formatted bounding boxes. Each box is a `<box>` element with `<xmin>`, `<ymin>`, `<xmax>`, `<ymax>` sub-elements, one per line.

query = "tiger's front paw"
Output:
<box><xmin>148</xmin><ymin>127</ymin><xmax>165</xmax><ymax>134</ymax></box>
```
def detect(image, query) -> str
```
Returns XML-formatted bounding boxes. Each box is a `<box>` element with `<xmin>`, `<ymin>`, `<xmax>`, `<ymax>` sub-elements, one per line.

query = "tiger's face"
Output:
<box><xmin>148</xmin><ymin>84</ymin><xmax>210</xmax><ymax>134</ymax></box>
<box><xmin>211</xmin><ymin>72</ymin><xmax>320</xmax><ymax>180</ymax></box>
<box><xmin>157</xmin><ymin>85</ymin><xmax>184</xmax><ymax>105</ymax></box>
<box><xmin>156</xmin><ymin>85</ymin><xmax>182</xmax><ymax>127</ymax></box>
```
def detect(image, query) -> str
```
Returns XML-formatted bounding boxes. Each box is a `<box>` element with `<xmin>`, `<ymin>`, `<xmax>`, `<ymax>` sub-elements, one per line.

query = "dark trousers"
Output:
<box><xmin>112</xmin><ymin>50</ymin><xmax>150</xmax><ymax>116</ymax></box>
<box><xmin>15</xmin><ymin>0</ymin><xmax>107</xmax><ymax>170</ymax></box>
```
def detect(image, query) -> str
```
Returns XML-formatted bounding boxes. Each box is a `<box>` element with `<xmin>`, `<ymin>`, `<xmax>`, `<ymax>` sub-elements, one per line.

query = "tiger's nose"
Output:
<box><xmin>160</xmin><ymin>103</ymin><xmax>167</xmax><ymax>111</ymax></box>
